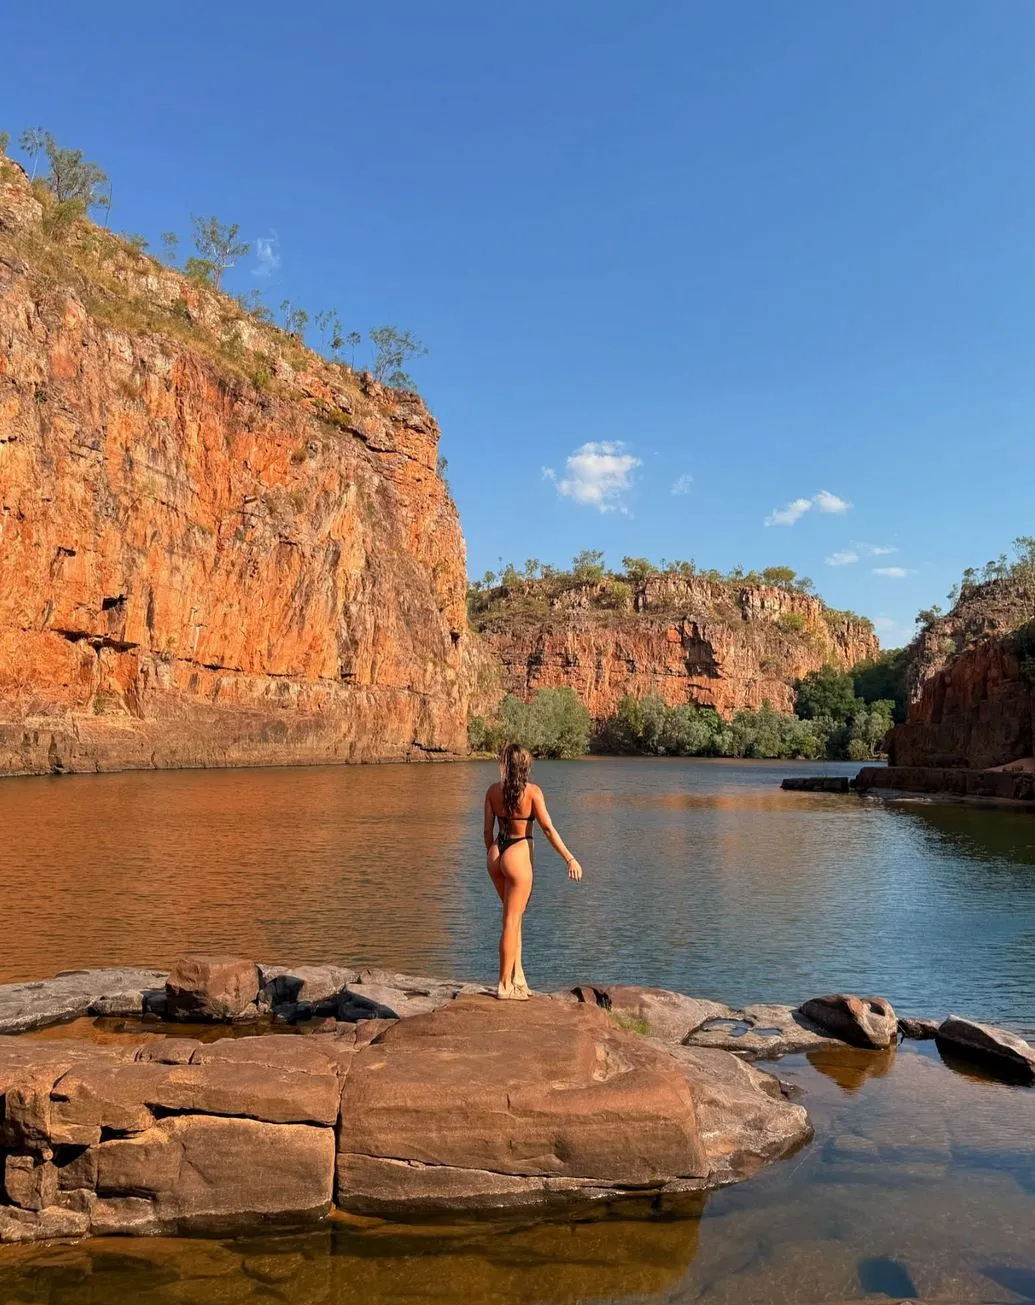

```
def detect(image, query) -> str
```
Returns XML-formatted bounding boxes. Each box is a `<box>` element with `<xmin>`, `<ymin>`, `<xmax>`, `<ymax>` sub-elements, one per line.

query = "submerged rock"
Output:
<box><xmin>798</xmin><ymin>994</ymin><xmax>898</xmax><ymax>1050</ymax></box>
<box><xmin>935</xmin><ymin>1016</ymin><xmax>1035</xmax><ymax>1084</ymax></box>
<box><xmin>685</xmin><ymin>1003</ymin><xmax>846</xmax><ymax>1058</ymax></box>
<box><xmin>898</xmin><ymin>1016</ymin><xmax>941</xmax><ymax>1040</ymax></box>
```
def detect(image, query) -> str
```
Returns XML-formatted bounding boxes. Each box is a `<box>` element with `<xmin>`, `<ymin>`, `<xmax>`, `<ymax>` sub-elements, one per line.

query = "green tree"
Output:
<box><xmin>571</xmin><ymin>549</ymin><xmax>606</xmax><ymax>582</ymax></box>
<box><xmin>523</xmin><ymin>559</ymin><xmax>542</xmax><ymax>579</ymax></box>
<box><xmin>793</xmin><ymin>666</ymin><xmax>860</xmax><ymax>724</ymax></box>
<box><xmin>0</xmin><ymin>131</ymin><xmax>9</xmax><ymax>155</ymax></box>
<box><xmin>160</xmin><ymin>231</ymin><xmax>179</xmax><ymax>264</ymax></box>
<box><xmin>762</xmin><ymin>566</ymin><xmax>797</xmax><ymax>587</ymax></box>
<box><xmin>345</xmin><ymin>331</ymin><xmax>361</xmax><ymax>368</ymax></box>
<box><xmin>369</xmin><ymin>326</ymin><xmax>428</xmax><ymax>390</ymax></box>
<box><xmin>190</xmin><ymin>215</ymin><xmax>250</xmax><ymax>289</ymax></box>
<box><xmin>622</xmin><ymin>556</ymin><xmax>656</xmax><ymax>584</ymax></box>
<box><xmin>41</xmin><ymin>134</ymin><xmax>108</xmax><ymax>208</ymax></box>
<box><xmin>18</xmin><ymin>127</ymin><xmax>48</xmax><ymax>179</ymax></box>
<box><xmin>852</xmin><ymin>648</ymin><xmax>909</xmax><ymax>722</ymax></box>
<box><xmin>279</xmin><ymin>299</ymin><xmax>309</xmax><ymax>339</ymax></box>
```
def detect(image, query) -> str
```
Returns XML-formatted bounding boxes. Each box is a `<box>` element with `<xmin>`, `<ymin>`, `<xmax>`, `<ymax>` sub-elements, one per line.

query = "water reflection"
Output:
<box><xmin>0</xmin><ymin>1045</ymin><xmax>1032</xmax><ymax>1304</ymax></box>
<box><xmin>3</xmin><ymin>759</ymin><xmax>1035</xmax><ymax>1024</ymax></box>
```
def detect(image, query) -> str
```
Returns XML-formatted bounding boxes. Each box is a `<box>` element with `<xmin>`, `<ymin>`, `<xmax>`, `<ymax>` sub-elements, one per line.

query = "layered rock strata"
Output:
<box><xmin>0</xmin><ymin>157</ymin><xmax>470</xmax><ymax>775</ymax></box>
<box><xmin>0</xmin><ymin>967</ymin><xmax>813</xmax><ymax>1241</ymax></box>
<box><xmin>474</xmin><ymin>574</ymin><xmax>878</xmax><ymax>719</ymax></box>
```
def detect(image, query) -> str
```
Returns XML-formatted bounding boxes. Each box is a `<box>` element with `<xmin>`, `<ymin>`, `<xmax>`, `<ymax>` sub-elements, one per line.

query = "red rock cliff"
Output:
<box><xmin>0</xmin><ymin>159</ymin><xmax>471</xmax><ymax>774</ymax></box>
<box><xmin>473</xmin><ymin>573</ymin><xmax>879</xmax><ymax>719</ymax></box>
<box><xmin>890</xmin><ymin>579</ymin><xmax>1035</xmax><ymax>770</ymax></box>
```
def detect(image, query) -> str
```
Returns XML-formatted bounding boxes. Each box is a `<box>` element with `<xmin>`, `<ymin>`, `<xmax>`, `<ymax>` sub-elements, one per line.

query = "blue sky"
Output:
<box><xmin>4</xmin><ymin>1</ymin><xmax>1035</xmax><ymax>647</ymax></box>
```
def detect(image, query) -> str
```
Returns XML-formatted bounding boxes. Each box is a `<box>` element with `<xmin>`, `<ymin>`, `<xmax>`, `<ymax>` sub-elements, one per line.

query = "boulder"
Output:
<box><xmin>259</xmin><ymin>964</ymin><xmax>356</xmax><ymax>1012</ymax></box>
<box><xmin>336</xmin><ymin>994</ymin><xmax>810</xmax><ymax>1214</ymax></box>
<box><xmin>165</xmin><ymin>955</ymin><xmax>260</xmax><ymax>1022</ymax></box>
<box><xmin>936</xmin><ymin>1016</ymin><xmax>1035</xmax><ymax>1083</ymax></box>
<box><xmin>798</xmin><ymin>994</ymin><xmax>898</xmax><ymax>1050</ymax></box>
<box><xmin>571</xmin><ymin>985</ymin><xmax>728</xmax><ymax>1042</ymax></box>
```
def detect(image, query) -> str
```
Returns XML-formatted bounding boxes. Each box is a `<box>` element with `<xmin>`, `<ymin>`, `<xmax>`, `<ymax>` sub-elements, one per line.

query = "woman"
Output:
<box><xmin>484</xmin><ymin>742</ymin><xmax>583</xmax><ymax>999</ymax></box>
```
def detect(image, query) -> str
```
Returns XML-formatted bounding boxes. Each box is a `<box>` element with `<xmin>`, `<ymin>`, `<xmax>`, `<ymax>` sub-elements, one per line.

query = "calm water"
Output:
<box><xmin>2</xmin><ymin>758</ymin><xmax>1034</xmax><ymax>1025</ymax></box>
<box><xmin>2</xmin><ymin>1040</ymin><xmax>1034</xmax><ymax>1304</ymax></box>
<box><xmin>2</xmin><ymin>759</ymin><xmax>1035</xmax><ymax>1303</ymax></box>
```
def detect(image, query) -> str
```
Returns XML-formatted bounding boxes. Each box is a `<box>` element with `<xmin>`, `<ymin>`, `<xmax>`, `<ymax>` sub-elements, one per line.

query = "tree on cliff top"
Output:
<box><xmin>369</xmin><ymin>326</ymin><xmax>428</xmax><ymax>390</ymax></box>
<box><xmin>189</xmin><ymin>215</ymin><xmax>251</xmax><ymax>289</ymax></box>
<box><xmin>23</xmin><ymin>131</ymin><xmax>109</xmax><ymax>211</ymax></box>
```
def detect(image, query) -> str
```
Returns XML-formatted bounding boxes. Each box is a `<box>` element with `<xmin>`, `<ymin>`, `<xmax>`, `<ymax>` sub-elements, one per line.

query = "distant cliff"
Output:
<box><xmin>0</xmin><ymin>156</ymin><xmax>471</xmax><ymax>775</ymax></box>
<box><xmin>470</xmin><ymin>572</ymin><xmax>879</xmax><ymax>720</ymax></box>
<box><xmin>890</xmin><ymin>576</ymin><xmax>1035</xmax><ymax>770</ymax></box>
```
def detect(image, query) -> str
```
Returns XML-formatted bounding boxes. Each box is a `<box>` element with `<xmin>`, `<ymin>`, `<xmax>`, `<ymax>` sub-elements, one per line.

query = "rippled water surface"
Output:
<box><xmin>2</xmin><ymin>758</ymin><xmax>1035</xmax><ymax>1024</ymax></box>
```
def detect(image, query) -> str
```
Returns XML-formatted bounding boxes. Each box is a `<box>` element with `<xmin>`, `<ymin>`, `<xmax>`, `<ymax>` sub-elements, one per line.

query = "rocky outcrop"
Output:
<box><xmin>165</xmin><ymin>956</ymin><xmax>260</xmax><ymax>1021</ymax></box>
<box><xmin>855</xmin><ymin>763</ymin><xmax>1035</xmax><ymax>803</ymax></box>
<box><xmin>889</xmin><ymin>631</ymin><xmax>1034</xmax><ymax>771</ymax></box>
<box><xmin>473</xmin><ymin>574</ymin><xmax>878</xmax><ymax>720</ymax></box>
<box><xmin>0</xmin><ymin>157</ymin><xmax>470</xmax><ymax>776</ymax></box>
<box><xmin>0</xmin><ymin>978</ymin><xmax>811</xmax><ymax>1241</ymax></box>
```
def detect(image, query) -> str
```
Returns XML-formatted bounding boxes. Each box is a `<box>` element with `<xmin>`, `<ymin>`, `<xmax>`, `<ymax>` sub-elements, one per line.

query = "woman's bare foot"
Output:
<box><xmin>496</xmin><ymin>981</ymin><xmax>515</xmax><ymax>1000</ymax></box>
<box><xmin>513</xmin><ymin>965</ymin><xmax>530</xmax><ymax>998</ymax></box>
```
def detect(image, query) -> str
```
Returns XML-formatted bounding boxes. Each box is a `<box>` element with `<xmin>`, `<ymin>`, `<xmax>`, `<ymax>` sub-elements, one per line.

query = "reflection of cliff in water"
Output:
<box><xmin>899</xmin><ymin>803</ymin><xmax>1035</xmax><ymax>868</ymax></box>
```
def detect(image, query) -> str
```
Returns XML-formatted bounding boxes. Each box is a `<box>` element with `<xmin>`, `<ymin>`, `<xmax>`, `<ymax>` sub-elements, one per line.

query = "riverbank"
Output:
<box><xmin>1</xmin><ymin>956</ymin><xmax>1032</xmax><ymax>1247</ymax></box>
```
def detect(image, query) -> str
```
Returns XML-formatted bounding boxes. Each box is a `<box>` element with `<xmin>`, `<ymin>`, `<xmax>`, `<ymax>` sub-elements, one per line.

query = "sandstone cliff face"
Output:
<box><xmin>890</xmin><ymin>578</ymin><xmax>1035</xmax><ymax>771</ymax></box>
<box><xmin>0</xmin><ymin>159</ymin><xmax>470</xmax><ymax>774</ymax></box>
<box><xmin>474</xmin><ymin>574</ymin><xmax>879</xmax><ymax>719</ymax></box>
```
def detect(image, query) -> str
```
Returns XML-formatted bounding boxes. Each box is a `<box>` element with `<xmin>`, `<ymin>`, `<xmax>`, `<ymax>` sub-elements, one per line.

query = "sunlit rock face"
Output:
<box><xmin>0</xmin><ymin>158</ymin><xmax>471</xmax><ymax>775</ymax></box>
<box><xmin>476</xmin><ymin>574</ymin><xmax>879</xmax><ymax>721</ymax></box>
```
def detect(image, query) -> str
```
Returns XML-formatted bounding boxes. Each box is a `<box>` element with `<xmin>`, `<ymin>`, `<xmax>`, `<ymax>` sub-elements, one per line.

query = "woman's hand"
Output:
<box><xmin>566</xmin><ymin>857</ymin><xmax>583</xmax><ymax>882</ymax></box>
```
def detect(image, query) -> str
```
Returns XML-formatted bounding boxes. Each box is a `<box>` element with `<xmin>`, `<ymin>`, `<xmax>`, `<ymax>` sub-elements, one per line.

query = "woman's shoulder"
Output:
<box><xmin>528</xmin><ymin>782</ymin><xmax>545</xmax><ymax>801</ymax></box>
<box><xmin>485</xmin><ymin>780</ymin><xmax>502</xmax><ymax>800</ymax></box>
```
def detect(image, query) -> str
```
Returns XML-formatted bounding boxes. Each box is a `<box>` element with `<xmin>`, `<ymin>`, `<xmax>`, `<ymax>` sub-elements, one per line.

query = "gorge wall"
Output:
<box><xmin>472</xmin><ymin>574</ymin><xmax>879</xmax><ymax>720</ymax></box>
<box><xmin>888</xmin><ymin>581</ymin><xmax>1035</xmax><ymax>770</ymax></box>
<box><xmin>0</xmin><ymin>158</ymin><xmax>472</xmax><ymax>776</ymax></box>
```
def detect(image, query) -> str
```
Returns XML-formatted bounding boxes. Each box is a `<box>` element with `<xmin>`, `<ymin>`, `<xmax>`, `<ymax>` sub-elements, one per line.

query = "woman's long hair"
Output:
<box><xmin>500</xmin><ymin>742</ymin><xmax>532</xmax><ymax>814</ymax></box>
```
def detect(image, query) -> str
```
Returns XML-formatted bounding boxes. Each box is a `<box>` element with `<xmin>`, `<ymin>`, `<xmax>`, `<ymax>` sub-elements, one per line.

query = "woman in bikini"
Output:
<box><xmin>484</xmin><ymin>742</ymin><xmax>583</xmax><ymax>999</ymax></box>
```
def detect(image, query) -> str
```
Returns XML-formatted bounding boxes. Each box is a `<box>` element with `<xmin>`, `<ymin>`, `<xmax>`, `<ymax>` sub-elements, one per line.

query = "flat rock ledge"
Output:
<box><xmin>0</xmin><ymin>992</ymin><xmax>810</xmax><ymax>1243</ymax></box>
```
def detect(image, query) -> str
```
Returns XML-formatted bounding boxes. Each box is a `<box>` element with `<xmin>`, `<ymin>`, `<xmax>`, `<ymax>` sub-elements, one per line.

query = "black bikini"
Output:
<box><xmin>497</xmin><ymin>806</ymin><xmax>534</xmax><ymax>854</ymax></box>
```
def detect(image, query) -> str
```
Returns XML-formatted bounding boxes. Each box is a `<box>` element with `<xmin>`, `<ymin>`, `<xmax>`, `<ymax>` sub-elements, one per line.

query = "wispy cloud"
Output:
<box><xmin>825</xmin><ymin>549</ymin><xmax>859</xmax><ymax>567</ymax></box>
<box><xmin>814</xmin><ymin>489</ymin><xmax>851</xmax><ymax>514</ymax></box>
<box><xmin>542</xmin><ymin>441</ymin><xmax>642</xmax><ymax>514</ymax></box>
<box><xmin>252</xmin><ymin>231</ymin><xmax>281</xmax><ymax>277</ymax></box>
<box><xmin>765</xmin><ymin>497</ymin><xmax>813</xmax><ymax>527</ymax></box>
<box><xmin>765</xmin><ymin>489</ymin><xmax>851</xmax><ymax>527</ymax></box>
<box><xmin>671</xmin><ymin>473</ymin><xmax>693</xmax><ymax>496</ymax></box>
<box><xmin>868</xmin><ymin>544</ymin><xmax>897</xmax><ymax>556</ymax></box>
<box><xmin>873</xmin><ymin>566</ymin><xmax>912</xmax><ymax>578</ymax></box>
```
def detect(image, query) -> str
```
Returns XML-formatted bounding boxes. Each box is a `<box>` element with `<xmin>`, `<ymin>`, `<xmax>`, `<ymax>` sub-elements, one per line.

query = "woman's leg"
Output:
<box><xmin>497</xmin><ymin>846</ymin><xmax>533</xmax><ymax>997</ymax></box>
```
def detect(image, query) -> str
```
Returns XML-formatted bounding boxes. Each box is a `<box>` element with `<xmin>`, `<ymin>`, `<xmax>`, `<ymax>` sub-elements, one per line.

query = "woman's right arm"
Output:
<box><xmin>531</xmin><ymin>788</ymin><xmax>582</xmax><ymax>881</ymax></box>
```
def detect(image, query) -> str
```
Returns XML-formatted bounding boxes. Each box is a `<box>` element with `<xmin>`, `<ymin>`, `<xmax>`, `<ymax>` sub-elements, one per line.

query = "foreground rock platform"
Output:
<box><xmin>0</xmin><ymin>980</ymin><xmax>810</xmax><ymax>1241</ymax></box>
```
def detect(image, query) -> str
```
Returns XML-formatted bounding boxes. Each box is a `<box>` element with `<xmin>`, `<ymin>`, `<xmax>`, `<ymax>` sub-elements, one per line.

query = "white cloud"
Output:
<box><xmin>814</xmin><ymin>489</ymin><xmax>851</xmax><ymax>514</ymax></box>
<box><xmin>252</xmin><ymin>232</ymin><xmax>281</xmax><ymax>277</ymax></box>
<box><xmin>868</xmin><ymin>544</ymin><xmax>897</xmax><ymax>556</ymax></box>
<box><xmin>542</xmin><ymin>441</ymin><xmax>642</xmax><ymax>513</ymax></box>
<box><xmin>765</xmin><ymin>497</ymin><xmax>813</xmax><ymax>527</ymax></box>
<box><xmin>671</xmin><ymin>473</ymin><xmax>693</xmax><ymax>496</ymax></box>
<box><xmin>764</xmin><ymin>489</ymin><xmax>851</xmax><ymax>527</ymax></box>
<box><xmin>825</xmin><ymin>549</ymin><xmax>858</xmax><ymax>567</ymax></box>
<box><xmin>873</xmin><ymin>566</ymin><xmax>911</xmax><ymax>578</ymax></box>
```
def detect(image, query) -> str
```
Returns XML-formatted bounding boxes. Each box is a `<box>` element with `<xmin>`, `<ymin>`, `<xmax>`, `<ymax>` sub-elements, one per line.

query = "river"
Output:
<box><xmin>2</xmin><ymin>758</ymin><xmax>1034</xmax><ymax>1304</ymax></box>
<box><xmin>2</xmin><ymin>757</ymin><xmax>1034</xmax><ymax>1026</ymax></box>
